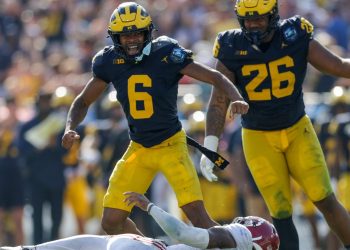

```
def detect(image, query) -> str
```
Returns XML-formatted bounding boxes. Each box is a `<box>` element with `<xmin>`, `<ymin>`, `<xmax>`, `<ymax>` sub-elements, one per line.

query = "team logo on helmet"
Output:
<box><xmin>107</xmin><ymin>2</ymin><xmax>154</xmax><ymax>63</ymax></box>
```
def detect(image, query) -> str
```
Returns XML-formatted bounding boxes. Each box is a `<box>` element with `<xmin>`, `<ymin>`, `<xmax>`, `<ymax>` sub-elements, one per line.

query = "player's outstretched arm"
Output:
<box><xmin>308</xmin><ymin>39</ymin><xmax>350</xmax><ymax>78</ymax></box>
<box><xmin>61</xmin><ymin>77</ymin><xmax>107</xmax><ymax>149</ymax></box>
<box><xmin>124</xmin><ymin>192</ymin><xmax>210</xmax><ymax>248</ymax></box>
<box><xmin>123</xmin><ymin>192</ymin><xmax>253</xmax><ymax>249</ymax></box>
<box><xmin>199</xmin><ymin>60</ymin><xmax>236</xmax><ymax>182</ymax></box>
<box><xmin>206</xmin><ymin>59</ymin><xmax>237</xmax><ymax>137</ymax></box>
<box><xmin>180</xmin><ymin>61</ymin><xmax>249</xmax><ymax>116</ymax></box>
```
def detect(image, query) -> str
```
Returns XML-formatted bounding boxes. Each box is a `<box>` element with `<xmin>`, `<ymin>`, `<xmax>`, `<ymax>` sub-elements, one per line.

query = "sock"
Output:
<box><xmin>272</xmin><ymin>216</ymin><xmax>299</xmax><ymax>250</ymax></box>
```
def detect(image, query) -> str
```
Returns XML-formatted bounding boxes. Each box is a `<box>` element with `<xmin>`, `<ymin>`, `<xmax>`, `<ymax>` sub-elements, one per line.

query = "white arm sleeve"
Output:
<box><xmin>149</xmin><ymin>205</ymin><xmax>209</xmax><ymax>249</ymax></box>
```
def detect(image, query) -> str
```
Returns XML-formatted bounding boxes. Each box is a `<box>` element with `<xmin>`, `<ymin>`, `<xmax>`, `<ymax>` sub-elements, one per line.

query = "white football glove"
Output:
<box><xmin>200</xmin><ymin>136</ymin><xmax>219</xmax><ymax>182</ymax></box>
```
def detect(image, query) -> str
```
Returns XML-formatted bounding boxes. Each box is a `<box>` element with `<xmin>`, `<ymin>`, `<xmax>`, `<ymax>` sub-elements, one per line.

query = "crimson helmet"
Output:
<box><xmin>233</xmin><ymin>216</ymin><xmax>280</xmax><ymax>250</ymax></box>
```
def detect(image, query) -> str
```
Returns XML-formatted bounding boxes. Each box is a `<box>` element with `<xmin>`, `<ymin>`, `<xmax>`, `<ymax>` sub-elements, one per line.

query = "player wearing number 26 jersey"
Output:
<box><xmin>61</xmin><ymin>2</ymin><xmax>249</xmax><ymax>237</ymax></box>
<box><xmin>214</xmin><ymin>16</ymin><xmax>310</xmax><ymax>131</ymax></box>
<box><xmin>202</xmin><ymin>0</ymin><xmax>350</xmax><ymax>249</ymax></box>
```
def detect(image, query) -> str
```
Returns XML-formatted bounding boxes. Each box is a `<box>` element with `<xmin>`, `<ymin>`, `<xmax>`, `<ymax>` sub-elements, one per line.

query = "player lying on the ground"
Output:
<box><xmin>124</xmin><ymin>192</ymin><xmax>279</xmax><ymax>250</ymax></box>
<box><xmin>1</xmin><ymin>192</ymin><xmax>279</xmax><ymax>250</ymax></box>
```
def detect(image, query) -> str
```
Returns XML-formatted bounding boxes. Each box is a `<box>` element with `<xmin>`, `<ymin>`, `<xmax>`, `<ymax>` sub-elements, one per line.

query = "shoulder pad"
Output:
<box><xmin>152</xmin><ymin>36</ymin><xmax>178</xmax><ymax>52</ymax></box>
<box><xmin>217</xmin><ymin>29</ymin><xmax>241</xmax><ymax>45</ymax></box>
<box><xmin>213</xmin><ymin>29</ymin><xmax>241</xmax><ymax>58</ymax></box>
<box><xmin>92</xmin><ymin>49</ymin><xmax>104</xmax><ymax>65</ymax></box>
<box><xmin>280</xmin><ymin>15</ymin><xmax>313</xmax><ymax>43</ymax></box>
<box><xmin>92</xmin><ymin>46</ymin><xmax>113</xmax><ymax>65</ymax></box>
<box><xmin>92</xmin><ymin>45</ymin><xmax>114</xmax><ymax>83</ymax></box>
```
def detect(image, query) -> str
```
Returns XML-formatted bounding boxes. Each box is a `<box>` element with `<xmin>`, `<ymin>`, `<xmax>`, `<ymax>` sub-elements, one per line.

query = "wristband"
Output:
<box><xmin>203</xmin><ymin>135</ymin><xmax>219</xmax><ymax>151</ymax></box>
<box><xmin>147</xmin><ymin>203</ymin><xmax>154</xmax><ymax>214</ymax></box>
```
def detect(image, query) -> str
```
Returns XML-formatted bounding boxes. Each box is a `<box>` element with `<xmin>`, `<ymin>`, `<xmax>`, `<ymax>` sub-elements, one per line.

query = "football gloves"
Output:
<box><xmin>186</xmin><ymin>135</ymin><xmax>229</xmax><ymax>182</ymax></box>
<box><xmin>200</xmin><ymin>135</ymin><xmax>219</xmax><ymax>182</ymax></box>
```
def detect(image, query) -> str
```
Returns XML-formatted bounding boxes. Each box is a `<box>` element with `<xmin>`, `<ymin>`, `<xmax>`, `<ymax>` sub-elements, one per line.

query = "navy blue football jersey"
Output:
<box><xmin>92</xmin><ymin>36</ymin><xmax>193</xmax><ymax>147</ymax></box>
<box><xmin>213</xmin><ymin>16</ymin><xmax>314</xmax><ymax>130</ymax></box>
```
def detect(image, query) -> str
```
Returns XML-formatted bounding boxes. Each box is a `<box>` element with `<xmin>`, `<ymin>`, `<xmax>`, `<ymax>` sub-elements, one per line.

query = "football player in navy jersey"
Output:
<box><xmin>200</xmin><ymin>0</ymin><xmax>350</xmax><ymax>249</ymax></box>
<box><xmin>61</xmin><ymin>2</ymin><xmax>248</xmax><ymax>236</ymax></box>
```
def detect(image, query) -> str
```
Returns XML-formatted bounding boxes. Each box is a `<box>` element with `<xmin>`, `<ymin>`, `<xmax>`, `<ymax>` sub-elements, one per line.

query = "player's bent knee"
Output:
<box><xmin>270</xmin><ymin>210</ymin><xmax>293</xmax><ymax>220</ymax></box>
<box><xmin>101</xmin><ymin>218</ymin><xmax>124</xmax><ymax>235</ymax></box>
<box><xmin>269</xmin><ymin>205</ymin><xmax>293</xmax><ymax>219</ymax></box>
<box><xmin>101</xmin><ymin>208</ymin><xmax>129</xmax><ymax>235</ymax></box>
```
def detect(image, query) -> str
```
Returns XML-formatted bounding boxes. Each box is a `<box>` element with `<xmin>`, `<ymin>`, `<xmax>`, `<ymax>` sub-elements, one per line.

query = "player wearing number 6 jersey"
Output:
<box><xmin>200</xmin><ymin>0</ymin><xmax>350</xmax><ymax>249</ymax></box>
<box><xmin>61</xmin><ymin>2</ymin><xmax>248</xmax><ymax>237</ymax></box>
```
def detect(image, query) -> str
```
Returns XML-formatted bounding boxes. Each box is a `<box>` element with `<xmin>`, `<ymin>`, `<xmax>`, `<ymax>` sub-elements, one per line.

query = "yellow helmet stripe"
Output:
<box><xmin>120</xmin><ymin>5</ymin><xmax>136</xmax><ymax>22</ymax></box>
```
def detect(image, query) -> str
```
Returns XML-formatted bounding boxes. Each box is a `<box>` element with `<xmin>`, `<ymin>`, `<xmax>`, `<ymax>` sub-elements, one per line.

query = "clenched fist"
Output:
<box><xmin>230</xmin><ymin>100</ymin><xmax>249</xmax><ymax>115</ymax></box>
<box><xmin>61</xmin><ymin>130</ymin><xmax>80</xmax><ymax>149</ymax></box>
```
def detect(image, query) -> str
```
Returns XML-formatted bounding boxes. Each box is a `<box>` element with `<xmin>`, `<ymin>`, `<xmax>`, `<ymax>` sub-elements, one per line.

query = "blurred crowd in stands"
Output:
<box><xmin>0</xmin><ymin>0</ymin><xmax>350</xmax><ymax>249</ymax></box>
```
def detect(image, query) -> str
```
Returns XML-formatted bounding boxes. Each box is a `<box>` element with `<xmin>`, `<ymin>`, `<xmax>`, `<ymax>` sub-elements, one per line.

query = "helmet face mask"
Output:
<box><xmin>233</xmin><ymin>216</ymin><xmax>280</xmax><ymax>250</ymax></box>
<box><xmin>234</xmin><ymin>0</ymin><xmax>279</xmax><ymax>45</ymax></box>
<box><xmin>119</xmin><ymin>31</ymin><xmax>147</xmax><ymax>57</ymax></box>
<box><xmin>108</xmin><ymin>2</ymin><xmax>154</xmax><ymax>62</ymax></box>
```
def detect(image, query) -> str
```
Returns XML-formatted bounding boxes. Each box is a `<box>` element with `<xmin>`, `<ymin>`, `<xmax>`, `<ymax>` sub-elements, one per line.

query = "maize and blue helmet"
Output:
<box><xmin>108</xmin><ymin>2</ymin><xmax>154</xmax><ymax>62</ymax></box>
<box><xmin>234</xmin><ymin>0</ymin><xmax>280</xmax><ymax>45</ymax></box>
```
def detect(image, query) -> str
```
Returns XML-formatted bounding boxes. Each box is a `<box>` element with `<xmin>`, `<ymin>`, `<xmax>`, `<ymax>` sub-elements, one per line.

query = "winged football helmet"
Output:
<box><xmin>108</xmin><ymin>2</ymin><xmax>154</xmax><ymax>62</ymax></box>
<box><xmin>234</xmin><ymin>0</ymin><xmax>280</xmax><ymax>45</ymax></box>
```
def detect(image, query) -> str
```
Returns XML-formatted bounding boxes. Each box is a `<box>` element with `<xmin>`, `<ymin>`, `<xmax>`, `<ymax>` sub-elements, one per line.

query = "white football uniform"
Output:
<box><xmin>107</xmin><ymin>234</ymin><xmax>167</xmax><ymax>250</ymax></box>
<box><xmin>1</xmin><ymin>234</ymin><xmax>168</xmax><ymax>250</ymax></box>
<box><xmin>1</xmin><ymin>225</ymin><xmax>246</xmax><ymax>250</ymax></box>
